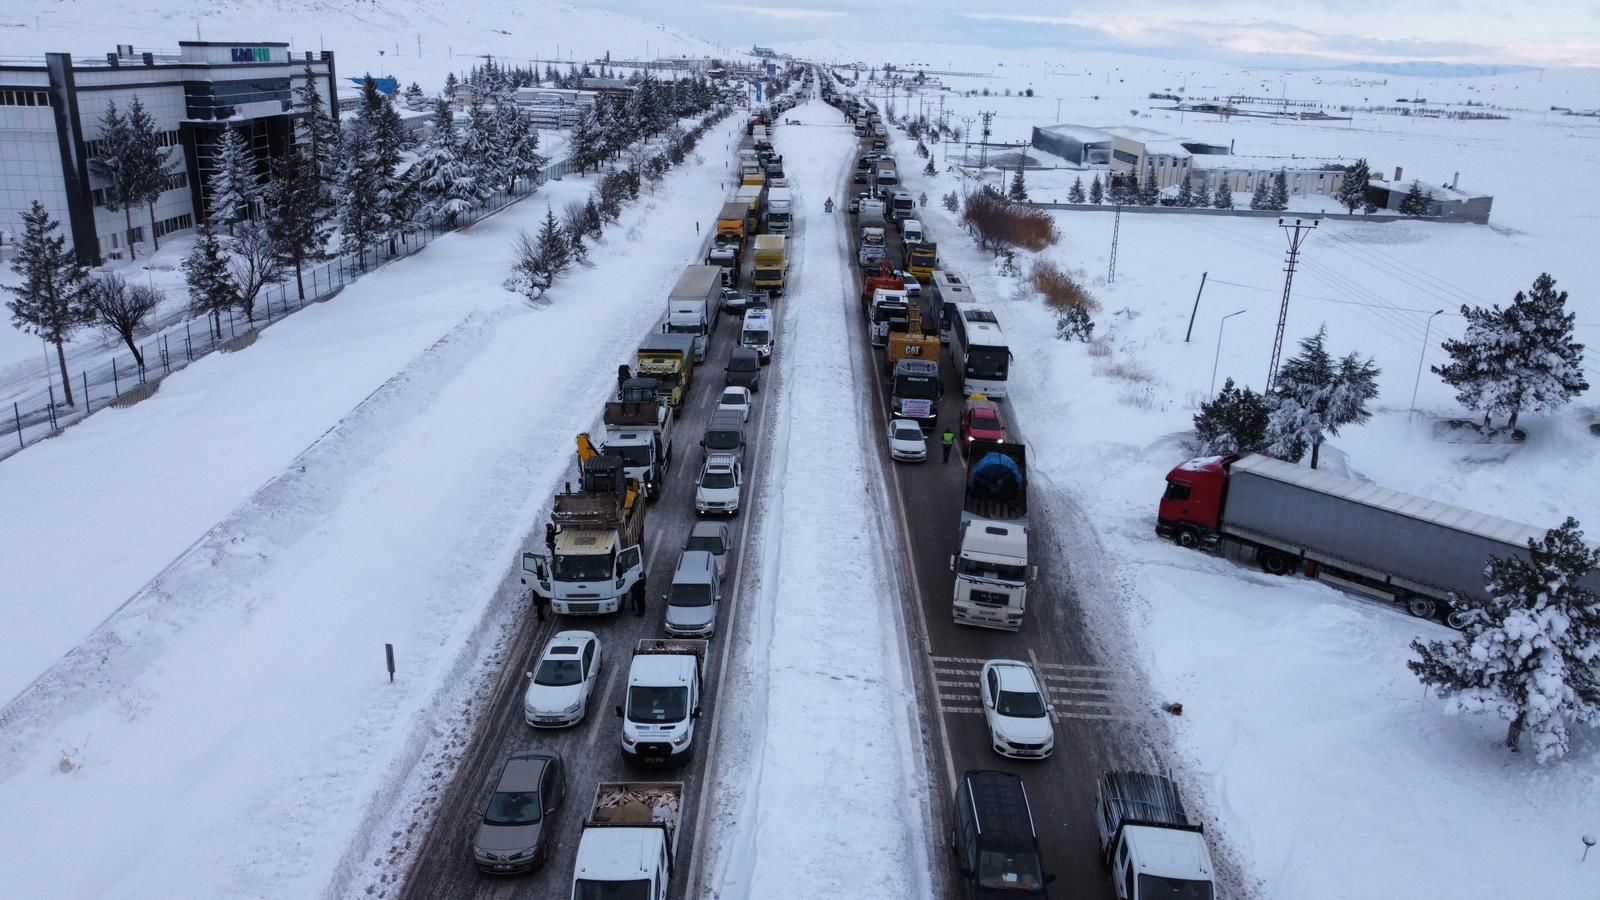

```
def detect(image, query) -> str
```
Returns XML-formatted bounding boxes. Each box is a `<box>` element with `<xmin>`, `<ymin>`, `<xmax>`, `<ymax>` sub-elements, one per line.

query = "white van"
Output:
<box><xmin>740</xmin><ymin>308</ymin><xmax>774</xmax><ymax>364</ymax></box>
<box><xmin>902</xmin><ymin>219</ymin><xmax>925</xmax><ymax>245</ymax></box>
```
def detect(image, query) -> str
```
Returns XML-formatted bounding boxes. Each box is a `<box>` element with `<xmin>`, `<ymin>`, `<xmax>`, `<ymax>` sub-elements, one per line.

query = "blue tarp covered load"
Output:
<box><xmin>350</xmin><ymin>75</ymin><xmax>399</xmax><ymax>96</ymax></box>
<box><xmin>970</xmin><ymin>451</ymin><xmax>1023</xmax><ymax>502</ymax></box>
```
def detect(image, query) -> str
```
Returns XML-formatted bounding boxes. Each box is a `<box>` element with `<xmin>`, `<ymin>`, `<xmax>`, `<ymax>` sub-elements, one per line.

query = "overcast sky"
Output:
<box><xmin>593</xmin><ymin>0</ymin><xmax>1598</xmax><ymax>68</ymax></box>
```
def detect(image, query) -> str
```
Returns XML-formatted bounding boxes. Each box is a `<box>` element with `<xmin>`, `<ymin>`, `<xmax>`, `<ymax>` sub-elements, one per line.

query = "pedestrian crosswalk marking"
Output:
<box><xmin>928</xmin><ymin>654</ymin><xmax>1139</xmax><ymax>722</ymax></box>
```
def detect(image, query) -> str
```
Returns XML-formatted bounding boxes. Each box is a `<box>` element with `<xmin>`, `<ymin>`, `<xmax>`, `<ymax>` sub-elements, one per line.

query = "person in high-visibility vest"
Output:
<box><xmin>941</xmin><ymin>428</ymin><xmax>956</xmax><ymax>463</ymax></box>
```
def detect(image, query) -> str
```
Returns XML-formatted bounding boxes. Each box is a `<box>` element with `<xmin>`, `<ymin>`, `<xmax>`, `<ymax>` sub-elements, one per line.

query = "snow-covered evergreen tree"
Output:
<box><xmin>501</xmin><ymin>102</ymin><xmax>547</xmax><ymax>192</ymax></box>
<box><xmin>1264</xmin><ymin>326</ymin><xmax>1380</xmax><ymax>468</ymax></box>
<box><xmin>569</xmin><ymin>107</ymin><xmax>604</xmax><ymax>175</ymax></box>
<box><xmin>505</xmin><ymin>207</ymin><xmax>572</xmax><ymax>300</ymax></box>
<box><xmin>1008</xmin><ymin>165</ymin><xmax>1029</xmax><ymax>202</ymax></box>
<box><xmin>1192</xmin><ymin>378</ymin><xmax>1272</xmax><ymax>455</ymax></box>
<box><xmin>1138</xmin><ymin>161</ymin><xmax>1160</xmax><ymax>206</ymax></box>
<box><xmin>1248</xmin><ymin>179</ymin><xmax>1266</xmax><ymax>210</ymax></box>
<box><xmin>183</xmin><ymin>218</ymin><xmax>238</xmax><ymax>339</ymax></box>
<box><xmin>207</xmin><ymin>125</ymin><xmax>258</xmax><ymax>234</ymax></box>
<box><xmin>403</xmin><ymin>82</ymin><xmax>428</xmax><ymax>111</ymax></box>
<box><xmin>294</xmin><ymin>66</ymin><xmax>341</xmax><ymax>204</ymax></box>
<box><xmin>1213</xmin><ymin>180</ymin><xmax>1232</xmax><ymax>209</ymax></box>
<box><xmin>1434</xmin><ymin>274</ymin><xmax>1588</xmax><ymax>430</ymax></box>
<box><xmin>88</xmin><ymin>101</ymin><xmax>138</xmax><ymax>257</ymax></box>
<box><xmin>923</xmin><ymin>157</ymin><xmax>937</xmax><ymax>177</ymax></box>
<box><xmin>124</xmin><ymin>99</ymin><xmax>174</xmax><ymax>250</ymax></box>
<box><xmin>336</xmin><ymin>119</ymin><xmax>389</xmax><ymax>269</ymax></box>
<box><xmin>1398</xmin><ymin>179</ymin><xmax>1432</xmax><ymax>216</ymax></box>
<box><xmin>1054</xmin><ymin>304</ymin><xmax>1094</xmax><ymax>342</ymax></box>
<box><xmin>1089</xmin><ymin>174</ymin><xmax>1104</xmax><ymax>205</ymax></box>
<box><xmin>1409</xmin><ymin>517</ymin><xmax>1600</xmax><ymax>762</ymax></box>
<box><xmin>409</xmin><ymin>100</ymin><xmax>484</xmax><ymax>226</ymax></box>
<box><xmin>1193</xmin><ymin>178</ymin><xmax>1211</xmax><ymax>209</ymax></box>
<box><xmin>4</xmin><ymin>202</ymin><xmax>91</xmax><ymax>405</ymax></box>
<box><xmin>1268</xmin><ymin>169</ymin><xmax>1290</xmax><ymax>210</ymax></box>
<box><xmin>1335</xmin><ymin>158</ymin><xmax>1371</xmax><ymax>213</ymax></box>
<box><xmin>462</xmin><ymin>98</ymin><xmax>505</xmax><ymax>197</ymax></box>
<box><xmin>1067</xmin><ymin>177</ymin><xmax>1086</xmax><ymax>204</ymax></box>
<box><xmin>263</xmin><ymin>147</ymin><xmax>331</xmax><ymax>302</ymax></box>
<box><xmin>1176</xmin><ymin>173</ymin><xmax>1194</xmax><ymax>207</ymax></box>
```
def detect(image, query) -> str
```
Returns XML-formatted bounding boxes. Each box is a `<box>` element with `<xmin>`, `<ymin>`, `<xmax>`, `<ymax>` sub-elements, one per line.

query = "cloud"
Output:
<box><xmin>711</xmin><ymin>4</ymin><xmax>846</xmax><ymax>19</ymax></box>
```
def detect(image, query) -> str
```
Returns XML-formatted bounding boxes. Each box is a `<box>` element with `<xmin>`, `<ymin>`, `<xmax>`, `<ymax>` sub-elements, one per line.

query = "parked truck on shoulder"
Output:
<box><xmin>615</xmin><ymin>639</ymin><xmax>708</xmax><ymax>765</ymax></box>
<box><xmin>601</xmin><ymin>378</ymin><xmax>674</xmax><ymax>499</ymax></box>
<box><xmin>951</xmin><ymin>440</ymin><xmax>1036</xmax><ymax>630</ymax></box>
<box><xmin>752</xmin><ymin>234</ymin><xmax>787</xmax><ymax>295</ymax></box>
<box><xmin>666</xmin><ymin>265</ymin><xmax>723</xmax><ymax>363</ymax></box>
<box><xmin>570</xmin><ymin>781</ymin><xmax>683</xmax><ymax>900</ymax></box>
<box><xmin>521</xmin><ymin>442</ymin><xmax>646</xmax><ymax>615</ymax></box>
<box><xmin>1157</xmin><ymin>453</ymin><xmax>1600</xmax><ymax>625</ymax></box>
<box><xmin>636</xmin><ymin>333</ymin><xmax>696</xmax><ymax>407</ymax></box>
<box><xmin>1095</xmin><ymin>771</ymin><xmax>1215</xmax><ymax>900</ymax></box>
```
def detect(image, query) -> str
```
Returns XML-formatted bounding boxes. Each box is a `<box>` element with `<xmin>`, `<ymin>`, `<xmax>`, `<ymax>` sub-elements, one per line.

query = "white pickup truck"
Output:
<box><xmin>614</xmin><ymin>640</ymin><xmax>707</xmax><ymax>765</ymax></box>
<box><xmin>1095</xmin><ymin>771</ymin><xmax>1216</xmax><ymax>900</ymax></box>
<box><xmin>571</xmin><ymin>782</ymin><xmax>683</xmax><ymax>900</ymax></box>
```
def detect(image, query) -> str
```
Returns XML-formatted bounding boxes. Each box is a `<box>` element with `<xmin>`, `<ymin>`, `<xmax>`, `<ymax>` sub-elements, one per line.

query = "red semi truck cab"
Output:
<box><xmin>1155</xmin><ymin>455</ymin><xmax>1231</xmax><ymax>544</ymax></box>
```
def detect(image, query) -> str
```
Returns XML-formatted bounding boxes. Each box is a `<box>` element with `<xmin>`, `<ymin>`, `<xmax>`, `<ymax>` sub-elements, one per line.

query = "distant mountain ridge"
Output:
<box><xmin>1331</xmin><ymin>61</ymin><xmax>1540</xmax><ymax>78</ymax></box>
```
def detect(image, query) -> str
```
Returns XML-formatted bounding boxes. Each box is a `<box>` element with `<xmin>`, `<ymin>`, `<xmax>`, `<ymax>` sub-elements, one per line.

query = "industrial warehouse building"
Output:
<box><xmin>0</xmin><ymin>41</ymin><xmax>337</xmax><ymax>266</ymax></box>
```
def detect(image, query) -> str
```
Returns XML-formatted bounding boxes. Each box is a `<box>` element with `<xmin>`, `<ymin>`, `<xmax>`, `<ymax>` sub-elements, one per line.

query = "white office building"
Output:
<box><xmin>0</xmin><ymin>41</ymin><xmax>338</xmax><ymax>266</ymax></box>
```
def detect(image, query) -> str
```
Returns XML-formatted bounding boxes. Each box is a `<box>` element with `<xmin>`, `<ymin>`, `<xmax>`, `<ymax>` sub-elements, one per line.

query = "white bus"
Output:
<box><xmin>949</xmin><ymin>303</ymin><xmax>1011</xmax><ymax>398</ymax></box>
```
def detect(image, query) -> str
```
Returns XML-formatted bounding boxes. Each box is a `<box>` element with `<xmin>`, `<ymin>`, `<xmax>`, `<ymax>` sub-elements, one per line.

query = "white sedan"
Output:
<box><xmin>980</xmin><ymin>659</ymin><xmax>1055</xmax><ymax>759</ymax></box>
<box><xmin>523</xmin><ymin>631</ymin><xmax>602</xmax><ymax>728</ymax></box>
<box><xmin>887</xmin><ymin>418</ymin><xmax>927</xmax><ymax>462</ymax></box>
<box><xmin>717</xmin><ymin>386</ymin><xmax>753</xmax><ymax>422</ymax></box>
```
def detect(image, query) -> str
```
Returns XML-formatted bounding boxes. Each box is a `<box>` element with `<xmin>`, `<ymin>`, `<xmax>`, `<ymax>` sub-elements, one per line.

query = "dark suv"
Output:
<box><xmin>724</xmin><ymin>347</ymin><xmax>762</xmax><ymax>392</ymax></box>
<box><xmin>951</xmin><ymin>770</ymin><xmax>1054</xmax><ymax>897</ymax></box>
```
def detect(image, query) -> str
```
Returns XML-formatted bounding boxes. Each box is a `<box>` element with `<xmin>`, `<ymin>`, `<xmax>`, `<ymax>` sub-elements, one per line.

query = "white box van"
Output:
<box><xmin>740</xmin><ymin>308</ymin><xmax>774</xmax><ymax>364</ymax></box>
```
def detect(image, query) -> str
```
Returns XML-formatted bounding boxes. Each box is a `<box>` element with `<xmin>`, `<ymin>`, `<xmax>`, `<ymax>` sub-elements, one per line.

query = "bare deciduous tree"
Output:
<box><xmin>85</xmin><ymin>272</ymin><xmax>163</xmax><ymax>368</ymax></box>
<box><xmin>228</xmin><ymin>220</ymin><xmax>286</xmax><ymax>323</ymax></box>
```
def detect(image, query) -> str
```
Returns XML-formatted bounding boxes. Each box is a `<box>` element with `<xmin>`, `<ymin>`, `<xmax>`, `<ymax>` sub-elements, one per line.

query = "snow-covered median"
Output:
<box><xmin>703</xmin><ymin>93</ymin><xmax>933</xmax><ymax>898</ymax></box>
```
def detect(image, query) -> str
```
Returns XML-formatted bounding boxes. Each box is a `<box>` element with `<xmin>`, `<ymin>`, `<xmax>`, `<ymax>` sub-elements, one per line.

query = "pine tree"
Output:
<box><xmin>1138</xmin><ymin>161</ymin><xmax>1160</xmax><ymax>206</ymax></box>
<box><xmin>404</xmin><ymin>81</ymin><xmax>427</xmax><ymax>111</ymax></box>
<box><xmin>336</xmin><ymin>119</ymin><xmax>388</xmax><ymax>269</ymax></box>
<box><xmin>924</xmin><ymin>157</ymin><xmax>937</xmax><ymax>177</ymax></box>
<box><xmin>569</xmin><ymin>107</ymin><xmax>603</xmax><ymax>175</ymax></box>
<box><xmin>1089</xmin><ymin>174</ymin><xmax>1104</xmax><ymax>205</ymax></box>
<box><xmin>1008</xmin><ymin>165</ymin><xmax>1029</xmax><ymax>202</ymax></box>
<box><xmin>462</xmin><ymin>98</ymin><xmax>505</xmax><ymax>197</ymax></box>
<box><xmin>183</xmin><ymin>218</ymin><xmax>238</xmax><ymax>340</ymax></box>
<box><xmin>501</xmin><ymin>102</ymin><xmax>547</xmax><ymax>192</ymax></box>
<box><xmin>410</xmin><ymin>101</ymin><xmax>479</xmax><ymax>226</ymax></box>
<box><xmin>1248</xmin><ymin>178</ymin><xmax>1267</xmax><ymax>210</ymax></box>
<box><xmin>1176</xmin><ymin>173</ymin><xmax>1194</xmax><ymax>207</ymax></box>
<box><xmin>1268</xmin><ymin>169</ymin><xmax>1290</xmax><ymax>211</ymax></box>
<box><xmin>1435</xmin><ymin>275</ymin><xmax>1587</xmax><ymax>430</ymax></box>
<box><xmin>294</xmin><ymin>66</ymin><xmax>341</xmax><ymax>205</ymax></box>
<box><xmin>1067</xmin><ymin>177</ymin><xmax>1086</xmax><ymax>204</ymax></box>
<box><xmin>1398</xmin><ymin>179</ymin><xmax>1431</xmax><ymax>216</ymax></box>
<box><xmin>1336</xmin><ymin>157</ymin><xmax>1371</xmax><ymax>213</ymax></box>
<box><xmin>4</xmin><ymin>202</ymin><xmax>91</xmax><ymax>405</ymax></box>
<box><xmin>1193</xmin><ymin>178</ymin><xmax>1211</xmax><ymax>209</ymax></box>
<box><xmin>88</xmin><ymin>101</ymin><xmax>140</xmax><ymax>259</ymax></box>
<box><xmin>1213</xmin><ymin>180</ymin><xmax>1233</xmax><ymax>209</ymax></box>
<box><xmin>207</xmin><ymin>125</ymin><xmax>258</xmax><ymax>234</ymax></box>
<box><xmin>535</xmin><ymin>205</ymin><xmax>571</xmax><ymax>281</ymax></box>
<box><xmin>263</xmin><ymin>147</ymin><xmax>331</xmax><ymax>302</ymax></box>
<box><xmin>1192</xmin><ymin>378</ymin><xmax>1272</xmax><ymax>455</ymax></box>
<box><xmin>1409</xmin><ymin>517</ymin><xmax>1600</xmax><ymax>762</ymax></box>
<box><xmin>1264</xmin><ymin>326</ymin><xmax>1381</xmax><ymax>469</ymax></box>
<box><xmin>506</xmin><ymin>207</ymin><xmax>572</xmax><ymax>300</ymax></box>
<box><xmin>125</xmin><ymin>99</ymin><xmax>175</xmax><ymax>251</ymax></box>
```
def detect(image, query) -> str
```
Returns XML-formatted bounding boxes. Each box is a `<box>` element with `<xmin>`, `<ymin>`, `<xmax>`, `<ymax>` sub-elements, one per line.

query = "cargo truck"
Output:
<box><xmin>666</xmin><ymin>265</ymin><xmax>723</xmax><ymax>363</ymax></box>
<box><xmin>890</xmin><ymin>359</ymin><xmax>940</xmax><ymax>428</ymax></box>
<box><xmin>636</xmin><ymin>333</ymin><xmax>696</xmax><ymax>407</ymax></box>
<box><xmin>951</xmin><ymin>441</ymin><xmax>1036</xmax><ymax>630</ymax></box>
<box><xmin>1157</xmin><ymin>453</ymin><xmax>1600</xmax><ymax>625</ymax></box>
<box><xmin>601</xmin><ymin>378</ymin><xmax>674</xmax><ymax>499</ymax></box>
<box><xmin>521</xmin><ymin>444</ymin><xmax>646</xmax><ymax>616</ymax></box>
<box><xmin>858</xmin><ymin>226</ymin><xmax>887</xmax><ymax>266</ymax></box>
<box><xmin>570</xmin><ymin>782</ymin><xmax>683</xmax><ymax>900</ymax></box>
<box><xmin>1095</xmin><ymin>772</ymin><xmax>1215</xmax><ymax>900</ymax></box>
<box><xmin>736</xmin><ymin>184</ymin><xmax>764</xmax><ymax>230</ymax></box>
<box><xmin>615</xmin><ymin>639</ymin><xmax>707</xmax><ymax>765</ymax></box>
<box><xmin>907</xmin><ymin>242</ymin><xmax>937</xmax><ymax>284</ymax></box>
<box><xmin>860</xmin><ymin>260</ymin><xmax>903</xmax><ymax>310</ymax></box>
<box><xmin>752</xmin><ymin>234</ymin><xmax>787</xmax><ymax>295</ymax></box>
<box><xmin>766</xmin><ymin>187</ymin><xmax>793</xmax><ymax>233</ymax></box>
<box><xmin>867</xmin><ymin>287</ymin><xmax>909</xmax><ymax>346</ymax></box>
<box><xmin>716</xmin><ymin>201</ymin><xmax>748</xmax><ymax>242</ymax></box>
<box><xmin>741</xmin><ymin>171</ymin><xmax>766</xmax><ymax>189</ymax></box>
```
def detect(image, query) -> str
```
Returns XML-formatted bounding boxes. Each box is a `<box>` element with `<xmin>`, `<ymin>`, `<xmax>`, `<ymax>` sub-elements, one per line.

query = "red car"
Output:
<box><xmin>960</xmin><ymin>397</ymin><xmax>1007</xmax><ymax>448</ymax></box>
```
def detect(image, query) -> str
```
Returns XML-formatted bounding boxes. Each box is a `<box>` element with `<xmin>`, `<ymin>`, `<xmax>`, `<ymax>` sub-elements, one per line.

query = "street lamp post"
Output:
<box><xmin>1210</xmin><ymin>310</ymin><xmax>1248</xmax><ymax>396</ymax></box>
<box><xmin>1410</xmin><ymin>308</ymin><xmax>1445</xmax><ymax>420</ymax></box>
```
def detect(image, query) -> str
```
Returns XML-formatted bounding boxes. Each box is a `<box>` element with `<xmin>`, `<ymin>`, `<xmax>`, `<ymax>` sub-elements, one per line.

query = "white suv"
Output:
<box><xmin>695</xmin><ymin>453</ymin><xmax>743</xmax><ymax>516</ymax></box>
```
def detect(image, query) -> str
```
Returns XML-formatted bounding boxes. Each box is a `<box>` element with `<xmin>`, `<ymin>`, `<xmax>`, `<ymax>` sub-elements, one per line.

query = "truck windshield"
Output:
<box><xmin>573</xmin><ymin>879</ymin><xmax>652</xmax><ymax>900</ymax></box>
<box><xmin>894</xmin><ymin>375</ymin><xmax>938</xmax><ymax>400</ymax></box>
<box><xmin>755</xmin><ymin>268</ymin><xmax>782</xmax><ymax>281</ymax></box>
<box><xmin>670</xmin><ymin>583</ymin><xmax>714</xmax><ymax>606</ymax></box>
<box><xmin>976</xmin><ymin>850</ymin><xmax>1044</xmax><ymax>892</ymax></box>
<box><xmin>1138</xmin><ymin>875</ymin><xmax>1214</xmax><ymax>900</ymax></box>
<box><xmin>627</xmin><ymin>685</ymin><xmax>689</xmax><ymax>723</ymax></box>
<box><xmin>554</xmin><ymin>550</ymin><xmax>614</xmax><ymax>582</ymax></box>
<box><xmin>741</xmin><ymin>330</ymin><xmax>771</xmax><ymax>345</ymax></box>
<box><xmin>966</xmin><ymin>347</ymin><xmax>1010</xmax><ymax>381</ymax></box>
<box><xmin>667</xmin><ymin>323</ymin><xmax>701</xmax><ymax>335</ymax></box>
<box><xmin>958</xmin><ymin>557</ymin><xmax>1027</xmax><ymax>583</ymax></box>
<box><xmin>608</xmin><ymin>445</ymin><xmax>652</xmax><ymax>467</ymax></box>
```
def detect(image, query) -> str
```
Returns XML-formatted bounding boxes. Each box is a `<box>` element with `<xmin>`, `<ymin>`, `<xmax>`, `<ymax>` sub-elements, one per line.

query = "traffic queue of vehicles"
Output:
<box><xmin>829</xmin><ymin>77</ymin><xmax>1219</xmax><ymax>900</ymax></box>
<box><xmin>467</xmin><ymin>102</ymin><xmax>800</xmax><ymax>898</ymax></box>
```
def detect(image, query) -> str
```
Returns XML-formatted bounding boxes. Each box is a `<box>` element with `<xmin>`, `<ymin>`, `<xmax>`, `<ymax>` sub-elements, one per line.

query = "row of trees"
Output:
<box><xmin>88</xmin><ymin>98</ymin><xmax>176</xmax><ymax>259</ymax></box>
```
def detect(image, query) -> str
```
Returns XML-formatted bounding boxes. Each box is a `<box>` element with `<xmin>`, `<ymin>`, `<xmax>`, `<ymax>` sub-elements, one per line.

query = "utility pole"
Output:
<box><xmin>1266</xmin><ymin>218</ymin><xmax>1317</xmax><ymax>391</ymax></box>
<box><xmin>978</xmin><ymin>110</ymin><xmax>995</xmax><ymax>168</ymax></box>
<box><xmin>1108</xmin><ymin>204</ymin><xmax>1122</xmax><ymax>283</ymax></box>
<box><xmin>960</xmin><ymin>116</ymin><xmax>974</xmax><ymax>165</ymax></box>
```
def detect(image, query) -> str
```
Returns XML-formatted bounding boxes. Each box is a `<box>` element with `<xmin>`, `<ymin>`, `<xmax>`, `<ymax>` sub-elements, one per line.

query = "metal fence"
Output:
<box><xmin>3</xmin><ymin>158</ymin><xmax>575</xmax><ymax>460</ymax></box>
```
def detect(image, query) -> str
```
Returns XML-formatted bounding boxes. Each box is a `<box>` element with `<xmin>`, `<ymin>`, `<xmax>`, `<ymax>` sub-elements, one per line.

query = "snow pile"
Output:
<box><xmin>0</xmin><ymin>114</ymin><xmax>747</xmax><ymax>899</ymax></box>
<box><xmin>703</xmin><ymin>89</ymin><xmax>933</xmax><ymax>898</ymax></box>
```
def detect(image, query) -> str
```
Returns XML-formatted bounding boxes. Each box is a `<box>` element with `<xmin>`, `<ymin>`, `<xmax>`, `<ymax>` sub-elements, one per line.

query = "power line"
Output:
<box><xmin>1266</xmin><ymin>218</ymin><xmax>1316</xmax><ymax>391</ymax></box>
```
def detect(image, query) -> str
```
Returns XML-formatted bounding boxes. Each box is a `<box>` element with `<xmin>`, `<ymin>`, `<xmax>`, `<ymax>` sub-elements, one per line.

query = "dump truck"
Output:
<box><xmin>571</xmin><ymin>782</ymin><xmax>684</xmax><ymax>900</ymax></box>
<box><xmin>716</xmin><ymin>201</ymin><xmax>749</xmax><ymax>242</ymax></box>
<box><xmin>636</xmin><ymin>333</ymin><xmax>696</xmax><ymax>407</ymax></box>
<box><xmin>766</xmin><ymin>186</ymin><xmax>793</xmax><ymax>233</ymax></box>
<box><xmin>951</xmin><ymin>440</ymin><xmax>1035</xmax><ymax>630</ymax></box>
<box><xmin>616</xmin><ymin>639</ymin><xmax>708</xmax><ymax>765</ymax></box>
<box><xmin>1095</xmin><ymin>772</ymin><xmax>1215</xmax><ymax>900</ymax></box>
<box><xmin>1157</xmin><ymin>453</ymin><xmax>1600</xmax><ymax>625</ymax></box>
<box><xmin>666</xmin><ymin>265</ymin><xmax>723</xmax><ymax>363</ymax></box>
<box><xmin>601</xmin><ymin>377</ymin><xmax>674</xmax><ymax>499</ymax></box>
<box><xmin>752</xmin><ymin>234</ymin><xmax>787</xmax><ymax>295</ymax></box>
<box><xmin>521</xmin><ymin>442</ymin><xmax>646</xmax><ymax>616</ymax></box>
<box><xmin>907</xmin><ymin>242</ymin><xmax>938</xmax><ymax>283</ymax></box>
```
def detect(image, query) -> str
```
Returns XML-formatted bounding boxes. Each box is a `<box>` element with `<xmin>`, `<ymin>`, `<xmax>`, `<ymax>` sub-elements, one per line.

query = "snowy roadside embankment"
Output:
<box><xmin>892</xmin><ymin>119</ymin><xmax>1600</xmax><ymax>898</ymax></box>
<box><xmin>703</xmin><ymin>94</ymin><xmax>934</xmax><ymax>899</ymax></box>
<box><xmin>0</xmin><ymin>113</ymin><xmax>747</xmax><ymax>899</ymax></box>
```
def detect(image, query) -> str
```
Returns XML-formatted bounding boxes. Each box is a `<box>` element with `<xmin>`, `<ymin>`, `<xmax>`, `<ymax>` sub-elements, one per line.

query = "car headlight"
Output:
<box><xmin>997</xmin><ymin>735</ymin><xmax>1013</xmax><ymax>746</ymax></box>
<box><xmin>623</xmin><ymin>734</ymin><xmax>636</xmax><ymax>746</ymax></box>
<box><xmin>563</xmin><ymin>701</ymin><xmax>583</xmax><ymax>715</ymax></box>
<box><xmin>673</xmin><ymin>734</ymin><xmax>688</xmax><ymax>746</ymax></box>
<box><xmin>510</xmin><ymin>847</ymin><xmax>535</xmax><ymax>859</ymax></box>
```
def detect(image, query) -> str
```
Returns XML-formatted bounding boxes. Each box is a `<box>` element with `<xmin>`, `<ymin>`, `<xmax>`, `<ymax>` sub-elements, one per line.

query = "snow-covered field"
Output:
<box><xmin>882</xmin><ymin>55</ymin><xmax>1600</xmax><ymax>900</ymax></box>
<box><xmin>0</xmin><ymin>112</ymin><xmax>748</xmax><ymax>898</ymax></box>
<box><xmin>701</xmin><ymin>89</ymin><xmax>932</xmax><ymax>898</ymax></box>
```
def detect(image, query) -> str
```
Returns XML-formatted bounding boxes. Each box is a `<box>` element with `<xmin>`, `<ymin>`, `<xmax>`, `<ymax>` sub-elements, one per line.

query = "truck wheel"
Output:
<box><xmin>1258</xmin><ymin>549</ymin><xmax>1294</xmax><ymax>576</ymax></box>
<box><xmin>1173</xmin><ymin>527</ymin><xmax>1201</xmax><ymax>550</ymax></box>
<box><xmin>1445</xmin><ymin>608</ymin><xmax>1473</xmax><ymax>630</ymax></box>
<box><xmin>1405</xmin><ymin>595</ymin><xmax>1438</xmax><ymax>620</ymax></box>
